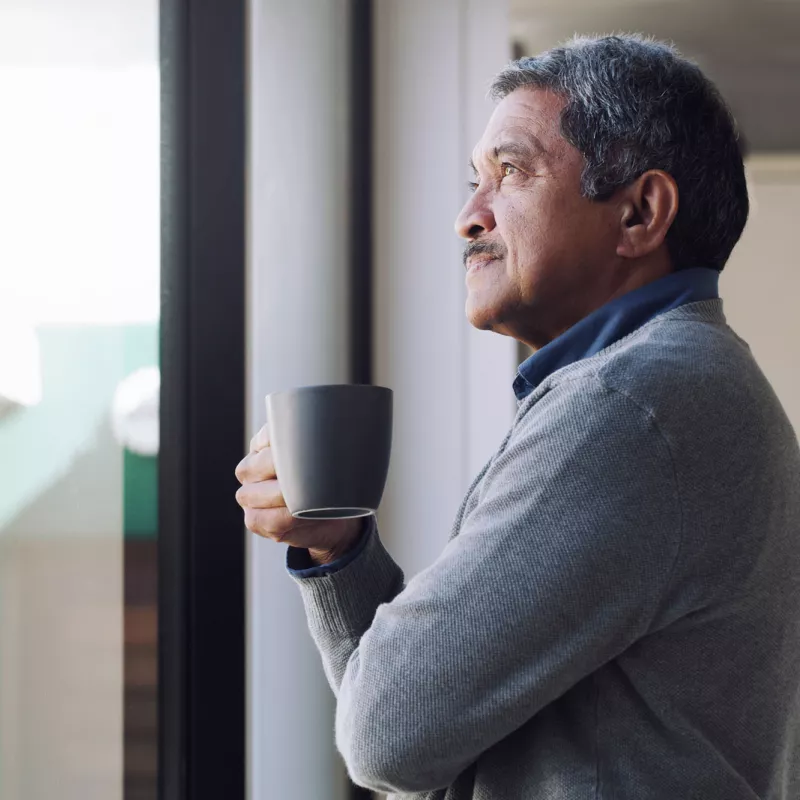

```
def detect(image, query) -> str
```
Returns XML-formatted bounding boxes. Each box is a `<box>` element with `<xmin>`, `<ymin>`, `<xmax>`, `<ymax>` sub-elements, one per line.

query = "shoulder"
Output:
<box><xmin>589</xmin><ymin>314</ymin><xmax>780</xmax><ymax>434</ymax></box>
<box><xmin>509</xmin><ymin>370</ymin><xmax>670</xmax><ymax>471</ymax></box>
<box><xmin>515</xmin><ymin>307</ymin><xmax>768</xmax><ymax>428</ymax></box>
<box><xmin>510</xmin><ymin>312</ymin><xmax>765</xmax><ymax>465</ymax></box>
<box><xmin>528</xmin><ymin>312</ymin><xmax>796</xmax><ymax>502</ymax></box>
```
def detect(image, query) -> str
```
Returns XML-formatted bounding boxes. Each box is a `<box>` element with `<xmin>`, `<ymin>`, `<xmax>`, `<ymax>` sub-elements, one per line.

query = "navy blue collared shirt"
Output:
<box><xmin>513</xmin><ymin>267</ymin><xmax>720</xmax><ymax>402</ymax></box>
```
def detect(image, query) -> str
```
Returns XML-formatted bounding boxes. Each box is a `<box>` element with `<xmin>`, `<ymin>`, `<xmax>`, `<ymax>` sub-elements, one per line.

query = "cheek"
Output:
<box><xmin>498</xmin><ymin>191</ymin><xmax>564</xmax><ymax>273</ymax></box>
<box><xmin>504</xmin><ymin>186</ymin><xmax>612</xmax><ymax>273</ymax></box>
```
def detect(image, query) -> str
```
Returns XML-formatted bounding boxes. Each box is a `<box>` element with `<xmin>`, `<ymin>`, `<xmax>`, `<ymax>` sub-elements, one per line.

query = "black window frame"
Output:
<box><xmin>159</xmin><ymin>1</ymin><xmax>246</xmax><ymax>798</ymax></box>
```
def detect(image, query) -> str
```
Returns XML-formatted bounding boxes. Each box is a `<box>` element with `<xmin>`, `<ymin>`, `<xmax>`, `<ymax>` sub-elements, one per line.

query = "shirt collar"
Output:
<box><xmin>513</xmin><ymin>267</ymin><xmax>720</xmax><ymax>402</ymax></box>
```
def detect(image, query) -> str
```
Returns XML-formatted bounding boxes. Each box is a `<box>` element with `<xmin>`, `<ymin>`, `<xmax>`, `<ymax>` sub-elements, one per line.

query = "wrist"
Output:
<box><xmin>307</xmin><ymin>518</ymin><xmax>365</xmax><ymax>565</ymax></box>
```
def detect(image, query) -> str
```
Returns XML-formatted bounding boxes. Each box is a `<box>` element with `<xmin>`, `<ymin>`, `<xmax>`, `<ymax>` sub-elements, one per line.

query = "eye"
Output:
<box><xmin>501</xmin><ymin>163</ymin><xmax>518</xmax><ymax>178</ymax></box>
<box><xmin>466</xmin><ymin>181</ymin><xmax>479</xmax><ymax>193</ymax></box>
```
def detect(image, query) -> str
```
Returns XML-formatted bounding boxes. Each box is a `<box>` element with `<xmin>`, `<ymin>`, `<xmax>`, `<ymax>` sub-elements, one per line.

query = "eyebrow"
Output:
<box><xmin>469</xmin><ymin>137</ymin><xmax>547</xmax><ymax>175</ymax></box>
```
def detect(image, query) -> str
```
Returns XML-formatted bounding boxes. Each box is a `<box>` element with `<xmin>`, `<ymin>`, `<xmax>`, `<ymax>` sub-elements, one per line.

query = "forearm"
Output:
<box><xmin>289</xmin><ymin>519</ymin><xmax>405</xmax><ymax>693</ymax></box>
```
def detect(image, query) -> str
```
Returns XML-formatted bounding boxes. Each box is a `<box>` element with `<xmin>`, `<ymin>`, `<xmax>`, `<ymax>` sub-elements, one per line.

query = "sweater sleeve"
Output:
<box><xmin>288</xmin><ymin>376</ymin><xmax>682</xmax><ymax>794</ymax></box>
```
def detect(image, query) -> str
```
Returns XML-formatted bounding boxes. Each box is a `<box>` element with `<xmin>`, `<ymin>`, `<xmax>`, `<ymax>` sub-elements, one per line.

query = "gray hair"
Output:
<box><xmin>491</xmin><ymin>34</ymin><xmax>749</xmax><ymax>272</ymax></box>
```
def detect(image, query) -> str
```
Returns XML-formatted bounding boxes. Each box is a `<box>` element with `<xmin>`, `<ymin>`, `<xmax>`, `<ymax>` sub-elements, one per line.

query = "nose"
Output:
<box><xmin>454</xmin><ymin>188</ymin><xmax>496</xmax><ymax>240</ymax></box>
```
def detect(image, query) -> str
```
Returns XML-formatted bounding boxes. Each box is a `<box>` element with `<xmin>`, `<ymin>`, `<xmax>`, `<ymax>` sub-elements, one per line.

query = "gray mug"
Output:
<box><xmin>265</xmin><ymin>384</ymin><xmax>393</xmax><ymax>519</ymax></box>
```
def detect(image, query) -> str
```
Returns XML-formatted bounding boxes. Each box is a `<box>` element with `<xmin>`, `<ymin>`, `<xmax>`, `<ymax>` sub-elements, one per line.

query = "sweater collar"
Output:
<box><xmin>513</xmin><ymin>267</ymin><xmax>721</xmax><ymax>402</ymax></box>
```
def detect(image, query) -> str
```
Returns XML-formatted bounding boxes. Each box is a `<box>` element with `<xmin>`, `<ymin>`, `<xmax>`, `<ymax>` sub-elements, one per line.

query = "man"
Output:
<box><xmin>236</xmin><ymin>35</ymin><xmax>800</xmax><ymax>799</ymax></box>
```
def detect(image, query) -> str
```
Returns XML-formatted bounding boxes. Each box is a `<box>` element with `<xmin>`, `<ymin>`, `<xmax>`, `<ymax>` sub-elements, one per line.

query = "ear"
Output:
<box><xmin>616</xmin><ymin>170</ymin><xmax>679</xmax><ymax>260</ymax></box>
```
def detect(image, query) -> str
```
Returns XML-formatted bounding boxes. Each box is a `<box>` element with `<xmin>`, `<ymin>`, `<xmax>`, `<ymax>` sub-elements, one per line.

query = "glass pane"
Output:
<box><xmin>0</xmin><ymin>3</ymin><xmax>159</xmax><ymax>799</ymax></box>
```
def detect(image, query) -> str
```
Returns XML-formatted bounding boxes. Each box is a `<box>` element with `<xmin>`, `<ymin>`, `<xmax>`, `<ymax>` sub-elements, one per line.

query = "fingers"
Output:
<box><xmin>249</xmin><ymin>423</ymin><xmax>270</xmax><ymax>454</ymax></box>
<box><xmin>243</xmin><ymin>505</ymin><xmax>297</xmax><ymax>541</ymax></box>
<box><xmin>237</xmin><ymin>430</ymin><xmax>288</xmax><ymax>538</ymax></box>
<box><xmin>235</xmin><ymin>478</ymin><xmax>285</xmax><ymax>510</ymax></box>
<box><xmin>235</xmin><ymin>446</ymin><xmax>276</xmax><ymax>484</ymax></box>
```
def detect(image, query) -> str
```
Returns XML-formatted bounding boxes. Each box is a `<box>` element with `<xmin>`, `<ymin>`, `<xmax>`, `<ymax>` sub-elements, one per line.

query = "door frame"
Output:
<box><xmin>159</xmin><ymin>1</ymin><xmax>247</xmax><ymax>797</ymax></box>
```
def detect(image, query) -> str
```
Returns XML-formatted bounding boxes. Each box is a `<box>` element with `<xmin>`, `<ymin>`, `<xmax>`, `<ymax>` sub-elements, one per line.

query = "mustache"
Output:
<box><xmin>462</xmin><ymin>240</ymin><xmax>506</xmax><ymax>268</ymax></box>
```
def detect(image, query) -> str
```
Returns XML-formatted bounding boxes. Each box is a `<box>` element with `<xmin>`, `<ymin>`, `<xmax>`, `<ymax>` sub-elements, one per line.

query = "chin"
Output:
<box><xmin>465</xmin><ymin>297</ymin><xmax>503</xmax><ymax>332</ymax></box>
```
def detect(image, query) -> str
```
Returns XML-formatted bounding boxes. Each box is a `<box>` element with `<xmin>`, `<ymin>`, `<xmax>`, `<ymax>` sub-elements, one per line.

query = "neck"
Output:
<box><xmin>523</xmin><ymin>256</ymin><xmax>673</xmax><ymax>352</ymax></box>
<box><xmin>602</xmin><ymin>257</ymin><xmax>673</xmax><ymax>306</ymax></box>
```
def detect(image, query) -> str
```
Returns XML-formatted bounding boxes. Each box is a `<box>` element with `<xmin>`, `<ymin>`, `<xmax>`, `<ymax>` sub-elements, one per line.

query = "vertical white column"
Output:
<box><xmin>373</xmin><ymin>0</ymin><xmax>516</xmax><ymax>578</ymax></box>
<box><xmin>246</xmin><ymin>1</ymin><xmax>351</xmax><ymax>798</ymax></box>
<box><xmin>373</xmin><ymin>0</ymin><xmax>466</xmax><ymax>578</ymax></box>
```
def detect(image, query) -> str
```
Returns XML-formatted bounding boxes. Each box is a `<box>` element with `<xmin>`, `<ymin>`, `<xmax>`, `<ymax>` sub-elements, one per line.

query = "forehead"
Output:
<box><xmin>473</xmin><ymin>87</ymin><xmax>568</xmax><ymax>161</ymax></box>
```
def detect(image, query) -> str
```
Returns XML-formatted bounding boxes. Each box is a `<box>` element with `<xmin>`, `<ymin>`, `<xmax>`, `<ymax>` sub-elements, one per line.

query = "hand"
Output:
<box><xmin>235</xmin><ymin>423</ymin><xmax>364</xmax><ymax>565</ymax></box>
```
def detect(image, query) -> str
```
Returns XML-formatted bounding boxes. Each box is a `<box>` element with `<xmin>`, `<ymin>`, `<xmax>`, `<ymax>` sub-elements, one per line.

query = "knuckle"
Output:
<box><xmin>244</xmin><ymin>508</ymin><xmax>266</xmax><ymax>535</ymax></box>
<box><xmin>235</xmin><ymin>457</ymin><xmax>249</xmax><ymax>483</ymax></box>
<box><xmin>244</xmin><ymin>507</ymin><xmax>279</xmax><ymax>540</ymax></box>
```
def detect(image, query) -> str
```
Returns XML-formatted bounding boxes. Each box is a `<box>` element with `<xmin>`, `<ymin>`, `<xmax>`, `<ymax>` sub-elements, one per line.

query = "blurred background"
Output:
<box><xmin>0</xmin><ymin>1</ymin><xmax>797</xmax><ymax>799</ymax></box>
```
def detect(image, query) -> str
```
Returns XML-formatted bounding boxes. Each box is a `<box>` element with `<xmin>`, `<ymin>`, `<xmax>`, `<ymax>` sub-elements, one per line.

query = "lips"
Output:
<box><xmin>466</xmin><ymin>257</ymin><xmax>499</xmax><ymax>273</ymax></box>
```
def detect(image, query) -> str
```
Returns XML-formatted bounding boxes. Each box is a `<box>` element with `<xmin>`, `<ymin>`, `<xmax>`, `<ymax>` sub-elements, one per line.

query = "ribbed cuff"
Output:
<box><xmin>288</xmin><ymin>520</ymin><xmax>404</xmax><ymax>637</ymax></box>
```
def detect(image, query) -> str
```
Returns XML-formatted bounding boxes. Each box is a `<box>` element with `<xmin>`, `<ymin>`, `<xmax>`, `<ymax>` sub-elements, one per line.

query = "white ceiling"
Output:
<box><xmin>510</xmin><ymin>0</ymin><xmax>800</xmax><ymax>151</ymax></box>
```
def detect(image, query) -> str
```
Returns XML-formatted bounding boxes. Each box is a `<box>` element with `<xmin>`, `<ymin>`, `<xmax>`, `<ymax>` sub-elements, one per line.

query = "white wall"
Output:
<box><xmin>373</xmin><ymin>0</ymin><xmax>518</xmax><ymax>579</ymax></box>
<box><xmin>722</xmin><ymin>156</ymin><xmax>800</xmax><ymax>433</ymax></box>
<box><xmin>247</xmin><ymin>1</ymin><xmax>352</xmax><ymax>798</ymax></box>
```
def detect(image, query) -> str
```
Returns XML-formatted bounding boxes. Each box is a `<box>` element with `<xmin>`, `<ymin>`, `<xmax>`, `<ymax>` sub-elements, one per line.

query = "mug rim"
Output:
<box><xmin>292</xmin><ymin>506</ymin><xmax>375</xmax><ymax>520</ymax></box>
<box><xmin>266</xmin><ymin>383</ymin><xmax>392</xmax><ymax>402</ymax></box>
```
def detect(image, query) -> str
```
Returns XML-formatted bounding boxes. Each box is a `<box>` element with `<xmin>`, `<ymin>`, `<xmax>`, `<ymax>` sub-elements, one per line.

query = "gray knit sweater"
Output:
<box><xmin>290</xmin><ymin>300</ymin><xmax>800</xmax><ymax>799</ymax></box>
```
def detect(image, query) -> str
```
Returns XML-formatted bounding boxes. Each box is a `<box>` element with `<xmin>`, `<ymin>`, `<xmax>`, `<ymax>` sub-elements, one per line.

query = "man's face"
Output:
<box><xmin>455</xmin><ymin>87</ymin><xmax>622</xmax><ymax>349</ymax></box>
